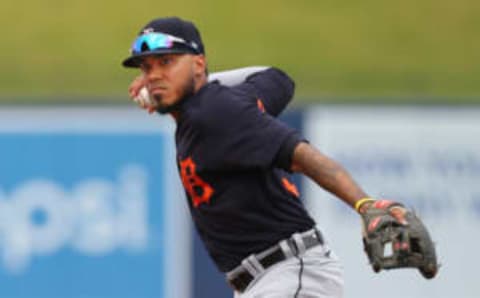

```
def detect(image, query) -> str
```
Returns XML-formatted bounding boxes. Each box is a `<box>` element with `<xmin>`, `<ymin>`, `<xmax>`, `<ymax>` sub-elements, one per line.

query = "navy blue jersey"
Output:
<box><xmin>174</xmin><ymin>68</ymin><xmax>316</xmax><ymax>272</ymax></box>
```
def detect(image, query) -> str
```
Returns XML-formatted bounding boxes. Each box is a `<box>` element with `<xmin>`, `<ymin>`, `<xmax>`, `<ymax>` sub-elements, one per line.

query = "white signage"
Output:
<box><xmin>304</xmin><ymin>106</ymin><xmax>480</xmax><ymax>298</ymax></box>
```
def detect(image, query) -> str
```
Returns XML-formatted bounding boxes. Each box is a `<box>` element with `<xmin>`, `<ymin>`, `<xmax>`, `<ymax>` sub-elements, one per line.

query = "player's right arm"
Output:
<box><xmin>128</xmin><ymin>66</ymin><xmax>294</xmax><ymax>116</ymax></box>
<box><xmin>229</xmin><ymin>67</ymin><xmax>295</xmax><ymax>117</ymax></box>
<box><xmin>208</xmin><ymin>66</ymin><xmax>269</xmax><ymax>86</ymax></box>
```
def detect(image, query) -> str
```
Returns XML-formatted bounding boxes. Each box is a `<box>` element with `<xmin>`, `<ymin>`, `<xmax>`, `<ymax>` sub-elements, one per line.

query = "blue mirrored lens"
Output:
<box><xmin>131</xmin><ymin>33</ymin><xmax>173</xmax><ymax>54</ymax></box>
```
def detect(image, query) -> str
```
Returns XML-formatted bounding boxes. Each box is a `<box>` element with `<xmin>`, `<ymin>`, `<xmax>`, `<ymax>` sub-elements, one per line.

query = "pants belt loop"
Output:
<box><xmin>247</xmin><ymin>254</ymin><xmax>264</xmax><ymax>275</ymax></box>
<box><xmin>241</xmin><ymin>255</ymin><xmax>259</xmax><ymax>277</ymax></box>
<box><xmin>279</xmin><ymin>239</ymin><xmax>295</xmax><ymax>258</ymax></box>
<box><xmin>314</xmin><ymin>228</ymin><xmax>324</xmax><ymax>244</ymax></box>
<box><xmin>292</xmin><ymin>233</ymin><xmax>307</xmax><ymax>256</ymax></box>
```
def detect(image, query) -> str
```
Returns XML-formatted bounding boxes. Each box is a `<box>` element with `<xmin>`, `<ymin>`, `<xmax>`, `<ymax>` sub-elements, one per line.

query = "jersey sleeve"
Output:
<box><xmin>231</xmin><ymin>67</ymin><xmax>295</xmax><ymax>117</ymax></box>
<box><xmin>208</xmin><ymin>66</ymin><xmax>269</xmax><ymax>87</ymax></box>
<box><xmin>197</xmin><ymin>88</ymin><xmax>302</xmax><ymax>171</ymax></box>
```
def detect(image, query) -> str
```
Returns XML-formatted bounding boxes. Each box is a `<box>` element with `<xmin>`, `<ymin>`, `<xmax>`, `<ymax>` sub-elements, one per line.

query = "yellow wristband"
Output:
<box><xmin>354</xmin><ymin>197</ymin><xmax>375</xmax><ymax>212</ymax></box>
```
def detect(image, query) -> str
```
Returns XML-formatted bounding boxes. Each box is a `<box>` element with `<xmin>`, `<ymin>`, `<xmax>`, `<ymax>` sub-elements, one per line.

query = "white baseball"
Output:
<box><xmin>134</xmin><ymin>87</ymin><xmax>156</xmax><ymax>107</ymax></box>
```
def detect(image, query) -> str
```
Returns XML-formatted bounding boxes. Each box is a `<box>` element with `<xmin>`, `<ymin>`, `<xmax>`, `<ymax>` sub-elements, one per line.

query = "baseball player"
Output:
<box><xmin>122</xmin><ymin>17</ymin><xmax>437</xmax><ymax>298</ymax></box>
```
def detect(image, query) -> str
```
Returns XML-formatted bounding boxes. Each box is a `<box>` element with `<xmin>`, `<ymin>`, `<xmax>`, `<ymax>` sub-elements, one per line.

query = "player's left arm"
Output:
<box><xmin>290</xmin><ymin>142</ymin><xmax>438</xmax><ymax>278</ymax></box>
<box><xmin>290</xmin><ymin>141</ymin><xmax>406</xmax><ymax>221</ymax></box>
<box><xmin>290</xmin><ymin>141</ymin><xmax>369</xmax><ymax>210</ymax></box>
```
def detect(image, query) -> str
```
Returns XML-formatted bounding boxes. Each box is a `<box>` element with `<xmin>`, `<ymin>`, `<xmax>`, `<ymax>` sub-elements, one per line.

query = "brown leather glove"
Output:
<box><xmin>359</xmin><ymin>200</ymin><xmax>439</xmax><ymax>279</ymax></box>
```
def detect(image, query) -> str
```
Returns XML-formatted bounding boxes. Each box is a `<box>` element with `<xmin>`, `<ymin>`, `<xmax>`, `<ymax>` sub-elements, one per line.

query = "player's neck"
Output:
<box><xmin>194</xmin><ymin>74</ymin><xmax>208</xmax><ymax>93</ymax></box>
<box><xmin>169</xmin><ymin>74</ymin><xmax>207</xmax><ymax>122</ymax></box>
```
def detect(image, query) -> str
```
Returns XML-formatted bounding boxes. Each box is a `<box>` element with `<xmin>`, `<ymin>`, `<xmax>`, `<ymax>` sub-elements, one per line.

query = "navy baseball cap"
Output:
<box><xmin>122</xmin><ymin>17</ymin><xmax>205</xmax><ymax>68</ymax></box>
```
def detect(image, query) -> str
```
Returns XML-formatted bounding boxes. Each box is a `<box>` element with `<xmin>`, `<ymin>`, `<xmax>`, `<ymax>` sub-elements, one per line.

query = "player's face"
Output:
<box><xmin>139</xmin><ymin>54</ymin><xmax>205</xmax><ymax>113</ymax></box>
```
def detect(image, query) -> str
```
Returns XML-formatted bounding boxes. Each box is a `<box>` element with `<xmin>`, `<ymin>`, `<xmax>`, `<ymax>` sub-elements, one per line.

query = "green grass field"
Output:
<box><xmin>1</xmin><ymin>0</ymin><xmax>479</xmax><ymax>103</ymax></box>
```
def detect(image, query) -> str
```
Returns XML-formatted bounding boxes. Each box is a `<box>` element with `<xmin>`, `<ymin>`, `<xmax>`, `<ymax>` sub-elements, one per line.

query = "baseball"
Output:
<box><xmin>134</xmin><ymin>87</ymin><xmax>157</xmax><ymax>107</ymax></box>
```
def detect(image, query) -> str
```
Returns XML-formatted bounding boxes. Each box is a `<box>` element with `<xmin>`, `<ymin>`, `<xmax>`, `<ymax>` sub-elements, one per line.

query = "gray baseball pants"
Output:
<box><xmin>233</xmin><ymin>235</ymin><xmax>344</xmax><ymax>298</ymax></box>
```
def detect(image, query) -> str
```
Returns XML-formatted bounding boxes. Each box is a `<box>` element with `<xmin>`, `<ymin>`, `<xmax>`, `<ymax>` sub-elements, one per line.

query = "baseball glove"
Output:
<box><xmin>359</xmin><ymin>200</ymin><xmax>438</xmax><ymax>279</ymax></box>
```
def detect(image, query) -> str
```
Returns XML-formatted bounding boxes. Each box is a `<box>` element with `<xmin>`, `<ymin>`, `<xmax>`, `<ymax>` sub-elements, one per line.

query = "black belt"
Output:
<box><xmin>227</xmin><ymin>229</ymin><xmax>324</xmax><ymax>293</ymax></box>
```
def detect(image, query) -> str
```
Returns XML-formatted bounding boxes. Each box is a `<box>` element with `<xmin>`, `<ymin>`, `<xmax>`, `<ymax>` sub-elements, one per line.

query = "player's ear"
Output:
<box><xmin>193</xmin><ymin>55</ymin><xmax>207</xmax><ymax>77</ymax></box>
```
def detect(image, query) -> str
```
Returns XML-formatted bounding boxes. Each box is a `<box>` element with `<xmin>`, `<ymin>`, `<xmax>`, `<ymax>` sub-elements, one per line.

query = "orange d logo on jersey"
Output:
<box><xmin>179</xmin><ymin>157</ymin><xmax>214</xmax><ymax>208</ymax></box>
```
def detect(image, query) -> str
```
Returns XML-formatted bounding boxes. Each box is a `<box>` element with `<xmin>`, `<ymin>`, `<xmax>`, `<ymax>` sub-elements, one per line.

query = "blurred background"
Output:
<box><xmin>1</xmin><ymin>0</ymin><xmax>479</xmax><ymax>297</ymax></box>
<box><xmin>2</xmin><ymin>0</ymin><xmax>479</xmax><ymax>102</ymax></box>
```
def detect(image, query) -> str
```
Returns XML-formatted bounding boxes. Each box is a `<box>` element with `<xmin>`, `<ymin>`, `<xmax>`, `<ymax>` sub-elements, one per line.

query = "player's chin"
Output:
<box><xmin>153</xmin><ymin>95</ymin><xmax>177</xmax><ymax>114</ymax></box>
<box><xmin>156</xmin><ymin>104</ymin><xmax>174</xmax><ymax>114</ymax></box>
